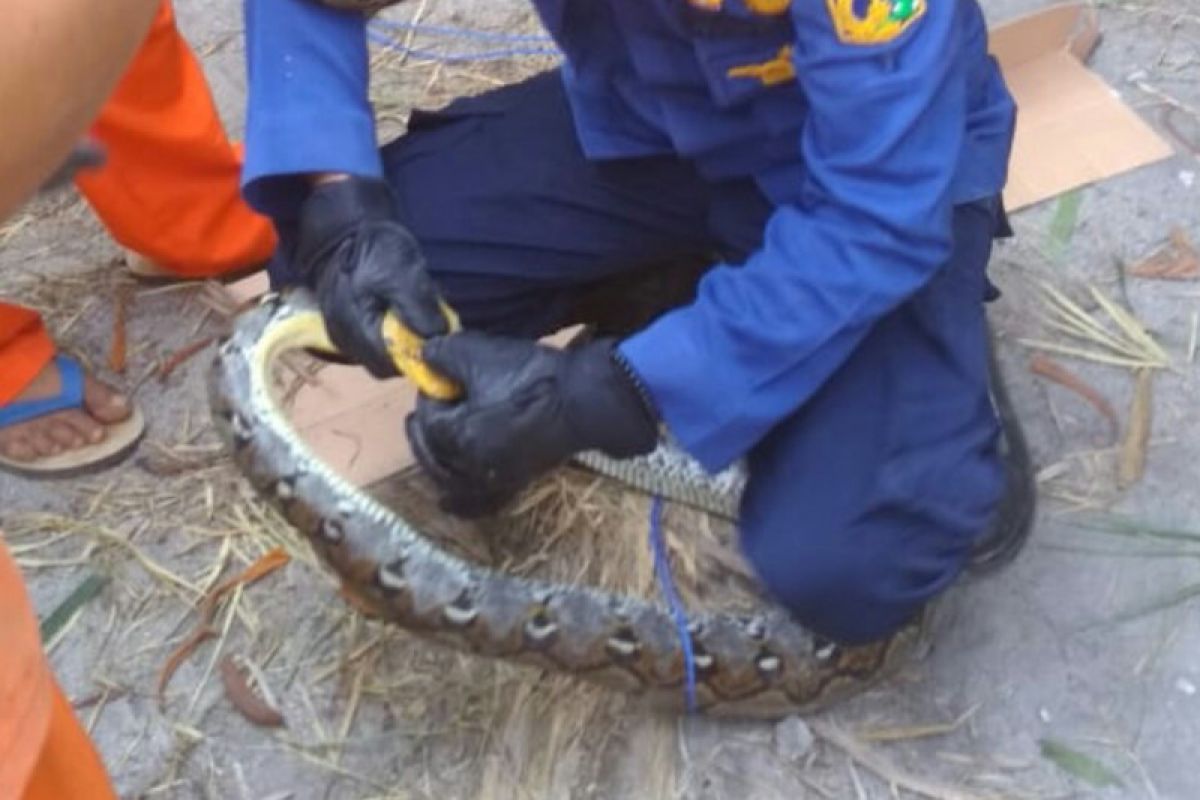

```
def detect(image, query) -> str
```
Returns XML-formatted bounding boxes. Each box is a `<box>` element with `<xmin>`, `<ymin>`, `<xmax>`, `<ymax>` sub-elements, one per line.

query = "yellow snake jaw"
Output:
<box><xmin>208</xmin><ymin>289</ymin><xmax>923</xmax><ymax>718</ymax></box>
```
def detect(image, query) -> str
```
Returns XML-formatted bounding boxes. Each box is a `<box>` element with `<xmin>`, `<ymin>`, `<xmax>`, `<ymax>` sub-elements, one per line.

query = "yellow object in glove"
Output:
<box><xmin>381</xmin><ymin>302</ymin><xmax>464</xmax><ymax>401</ymax></box>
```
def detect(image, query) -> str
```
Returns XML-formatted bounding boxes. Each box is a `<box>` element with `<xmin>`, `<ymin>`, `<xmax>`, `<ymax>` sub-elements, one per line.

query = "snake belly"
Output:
<box><xmin>208</xmin><ymin>289</ymin><xmax>924</xmax><ymax>718</ymax></box>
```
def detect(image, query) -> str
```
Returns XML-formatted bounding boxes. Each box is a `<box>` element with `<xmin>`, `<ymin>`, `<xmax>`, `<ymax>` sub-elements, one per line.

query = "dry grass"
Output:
<box><xmin>1021</xmin><ymin>281</ymin><xmax>1171</xmax><ymax>371</ymax></box>
<box><xmin>1017</xmin><ymin>268</ymin><xmax>1185</xmax><ymax>508</ymax></box>
<box><xmin>365</xmin><ymin>6</ymin><xmax>561</xmax><ymax>140</ymax></box>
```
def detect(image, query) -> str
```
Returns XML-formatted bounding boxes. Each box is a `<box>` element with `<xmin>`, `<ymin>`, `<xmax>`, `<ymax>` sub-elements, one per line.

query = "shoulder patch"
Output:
<box><xmin>826</xmin><ymin>0</ymin><xmax>926</xmax><ymax>46</ymax></box>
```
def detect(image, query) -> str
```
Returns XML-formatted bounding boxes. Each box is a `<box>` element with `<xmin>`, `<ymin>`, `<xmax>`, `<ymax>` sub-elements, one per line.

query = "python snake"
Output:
<box><xmin>208</xmin><ymin>289</ymin><xmax>930</xmax><ymax>718</ymax></box>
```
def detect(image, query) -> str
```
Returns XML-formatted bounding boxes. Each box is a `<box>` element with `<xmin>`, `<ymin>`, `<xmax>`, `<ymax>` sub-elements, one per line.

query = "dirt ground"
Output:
<box><xmin>2</xmin><ymin>0</ymin><xmax>1200</xmax><ymax>798</ymax></box>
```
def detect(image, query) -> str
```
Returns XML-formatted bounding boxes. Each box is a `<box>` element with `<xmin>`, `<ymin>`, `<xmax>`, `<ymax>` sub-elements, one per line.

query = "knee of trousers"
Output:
<box><xmin>739</xmin><ymin>502</ymin><xmax>986</xmax><ymax>646</ymax></box>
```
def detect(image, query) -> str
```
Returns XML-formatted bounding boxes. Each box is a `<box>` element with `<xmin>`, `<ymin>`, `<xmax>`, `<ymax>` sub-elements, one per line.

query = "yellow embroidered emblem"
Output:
<box><xmin>727</xmin><ymin>45</ymin><xmax>796</xmax><ymax>86</ymax></box>
<box><xmin>826</xmin><ymin>0</ymin><xmax>926</xmax><ymax>46</ymax></box>
<box><xmin>744</xmin><ymin>0</ymin><xmax>791</xmax><ymax>14</ymax></box>
<box><xmin>687</xmin><ymin>0</ymin><xmax>790</xmax><ymax>14</ymax></box>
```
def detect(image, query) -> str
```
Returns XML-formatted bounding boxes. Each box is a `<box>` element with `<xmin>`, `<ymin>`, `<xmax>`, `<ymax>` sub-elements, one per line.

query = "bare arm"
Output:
<box><xmin>0</xmin><ymin>0</ymin><xmax>159</xmax><ymax>219</ymax></box>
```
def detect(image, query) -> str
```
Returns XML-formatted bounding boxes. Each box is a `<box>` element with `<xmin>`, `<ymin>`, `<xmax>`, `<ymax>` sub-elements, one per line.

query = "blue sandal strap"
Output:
<box><xmin>0</xmin><ymin>356</ymin><xmax>87</xmax><ymax>429</ymax></box>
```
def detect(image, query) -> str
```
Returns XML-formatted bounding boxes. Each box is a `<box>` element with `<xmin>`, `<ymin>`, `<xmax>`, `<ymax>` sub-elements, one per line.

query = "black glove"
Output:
<box><xmin>406</xmin><ymin>333</ymin><xmax>659</xmax><ymax>517</ymax></box>
<box><xmin>294</xmin><ymin>177</ymin><xmax>450</xmax><ymax>378</ymax></box>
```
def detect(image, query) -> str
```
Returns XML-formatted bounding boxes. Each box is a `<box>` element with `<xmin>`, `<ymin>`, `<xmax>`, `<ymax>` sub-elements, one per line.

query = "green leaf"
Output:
<box><xmin>1046</xmin><ymin>191</ymin><xmax>1083</xmax><ymax>262</ymax></box>
<box><xmin>1039</xmin><ymin>738</ymin><xmax>1124</xmax><ymax>788</ymax></box>
<box><xmin>39</xmin><ymin>573</ymin><xmax>109</xmax><ymax>643</ymax></box>
<box><xmin>1073</xmin><ymin>514</ymin><xmax>1200</xmax><ymax>546</ymax></box>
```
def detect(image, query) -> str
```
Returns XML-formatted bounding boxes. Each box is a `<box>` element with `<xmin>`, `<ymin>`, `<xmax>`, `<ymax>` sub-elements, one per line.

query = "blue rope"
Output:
<box><xmin>648</xmin><ymin>496</ymin><xmax>698</xmax><ymax>713</ymax></box>
<box><xmin>367</xmin><ymin>29</ymin><xmax>560</xmax><ymax>63</ymax></box>
<box><xmin>370</xmin><ymin>18</ymin><xmax>556</xmax><ymax>45</ymax></box>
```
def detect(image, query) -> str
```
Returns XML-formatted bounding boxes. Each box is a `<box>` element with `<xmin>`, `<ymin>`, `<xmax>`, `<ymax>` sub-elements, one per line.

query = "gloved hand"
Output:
<box><xmin>294</xmin><ymin>176</ymin><xmax>451</xmax><ymax>378</ymax></box>
<box><xmin>406</xmin><ymin>333</ymin><xmax>660</xmax><ymax>517</ymax></box>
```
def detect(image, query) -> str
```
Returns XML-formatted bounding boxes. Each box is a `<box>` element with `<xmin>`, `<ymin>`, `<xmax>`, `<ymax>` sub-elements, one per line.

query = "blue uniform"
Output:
<box><xmin>242</xmin><ymin>0</ymin><xmax>1017</xmax><ymax>644</ymax></box>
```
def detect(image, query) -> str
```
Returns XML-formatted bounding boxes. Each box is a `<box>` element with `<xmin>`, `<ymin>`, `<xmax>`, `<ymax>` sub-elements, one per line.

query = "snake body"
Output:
<box><xmin>209</xmin><ymin>290</ymin><xmax>925</xmax><ymax>717</ymax></box>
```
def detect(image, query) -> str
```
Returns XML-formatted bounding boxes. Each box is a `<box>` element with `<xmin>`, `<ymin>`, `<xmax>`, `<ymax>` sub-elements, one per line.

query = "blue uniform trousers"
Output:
<box><xmin>269</xmin><ymin>71</ymin><xmax>1008</xmax><ymax>645</ymax></box>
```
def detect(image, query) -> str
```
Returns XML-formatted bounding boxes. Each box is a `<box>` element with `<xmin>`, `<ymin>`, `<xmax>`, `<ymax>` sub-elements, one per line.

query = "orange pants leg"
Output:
<box><xmin>20</xmin><ymin>681</ymin><xmax>118</xmax><ymax>800</ymax></box>
<box><xmin>0</xmin><ymin>303</ymin><xmax>55</xmax><ymax>407</ymax></box>
<box><xmin>0</xmin><ymin>540</ymin><xmax>117</xmax><ymax>800</ymax></box>
<box><xmin>74</xmin><ymin>0</ymin><xmax>276</xmax><ymax>279</ymax></box>
<box><xmin>0</xmin><ymin>540</ymin><xmax>52</xmax><ymax>800</ymax></box>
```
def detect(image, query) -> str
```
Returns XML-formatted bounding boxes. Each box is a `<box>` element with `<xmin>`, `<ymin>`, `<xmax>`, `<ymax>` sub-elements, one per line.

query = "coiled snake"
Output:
<box><xmin>209</xmin><ymin>290</ymin><xmax>967</xmax><ymax>717</ymax></box>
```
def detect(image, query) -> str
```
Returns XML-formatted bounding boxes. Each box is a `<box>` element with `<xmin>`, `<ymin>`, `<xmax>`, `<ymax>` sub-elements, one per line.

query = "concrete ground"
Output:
<box><xmin>2</xmin><ymin>0</ymin><xmax>1199</xmax><ymax>798</ymax></box>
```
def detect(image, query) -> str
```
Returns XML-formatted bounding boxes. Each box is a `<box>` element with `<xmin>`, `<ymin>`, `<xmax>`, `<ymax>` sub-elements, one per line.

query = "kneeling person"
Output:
<box><xmin>241</xmin><ymin>0</ymin><xmax>1033</xmax><ymax>646</ymax></box>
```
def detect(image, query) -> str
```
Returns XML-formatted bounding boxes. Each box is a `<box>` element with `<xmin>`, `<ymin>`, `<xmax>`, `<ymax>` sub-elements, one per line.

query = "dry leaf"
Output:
<box><xmin>1029</xmin><ymin>355</ymin><xmax>1119</xmax><ymax>440</ymax></box>
<box><xmin>157</xmin><ymin>548</ymin><xmax>291</xmax><ymax>703</ymax></box>
<box><xmin>220</xmin><ymin>654</ymin><xmax>285</xmax><ymax>728</ymax></box>
<box><xmin>1118</xmin><ymin>369</ymin><xmax>1154</xmax><ymax>489</ymax></box>
<box><xmin>1129</xmin><ymin>228</ymin><xmax>1200</xmax><ymax>281</ymax></box>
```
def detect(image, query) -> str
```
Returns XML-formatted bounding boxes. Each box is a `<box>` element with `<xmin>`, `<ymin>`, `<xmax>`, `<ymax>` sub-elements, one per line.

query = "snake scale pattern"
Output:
<box><xmin>208</xmin><ymin>290</ymin><xmax>926</xmax><ymax>717</ymax></box>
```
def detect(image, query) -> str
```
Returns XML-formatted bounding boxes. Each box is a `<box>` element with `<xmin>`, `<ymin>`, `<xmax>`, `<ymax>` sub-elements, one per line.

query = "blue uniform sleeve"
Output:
<box><xmin>619</xmin><ymin>1</ymin><xmax>969</xmax><ymax>472</ymax></box>
<box><xmin>242</xmin><ymin>0</ymin><xmax>382</xmax><ymax>220</ymax></box>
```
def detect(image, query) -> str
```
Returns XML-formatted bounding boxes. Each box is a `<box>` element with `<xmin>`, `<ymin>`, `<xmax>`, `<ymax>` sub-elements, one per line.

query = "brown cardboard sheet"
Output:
<box><xmin>990</xmin><ymin>2</ymin><xmax>1173</xmax><ymax>210</ymax></box>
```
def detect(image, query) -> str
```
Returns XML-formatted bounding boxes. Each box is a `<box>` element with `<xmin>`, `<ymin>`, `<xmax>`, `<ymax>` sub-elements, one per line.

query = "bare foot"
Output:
<box><xmin>0</xmin><ymin>359</ymin><xmax>131</xmax><ymax>463</ymax></box>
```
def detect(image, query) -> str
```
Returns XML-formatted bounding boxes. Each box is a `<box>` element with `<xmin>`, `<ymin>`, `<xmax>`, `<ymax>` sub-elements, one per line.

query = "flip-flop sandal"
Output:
<box><xmin>0</xmin><ymin>355</ymin><xmax>146</xmax><ymax>478</ymax></box>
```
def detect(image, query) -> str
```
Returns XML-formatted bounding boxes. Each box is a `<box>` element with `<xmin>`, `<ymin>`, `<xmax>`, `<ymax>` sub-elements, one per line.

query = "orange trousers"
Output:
<box><xmin>0</xmin><ymin>305</ymin><xmax>55</xmax><ymax>408</ymax></box>
<box><xmin>0</xmin><ymin>541</ymin><xmax>117</xmax><ymax>799</ymax></box>
<box><xmin>1</xmin><ymin>0</ymin><xmax>276</xmax><ymax>407</ymax></box>
<box><xmin>75</xmin><ymin>0</ymin><xmax>276</xmax><ymax>278</ymax></box>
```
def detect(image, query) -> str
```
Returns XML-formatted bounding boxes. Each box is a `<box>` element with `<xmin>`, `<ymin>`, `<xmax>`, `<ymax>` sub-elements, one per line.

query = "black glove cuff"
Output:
<box><xmin>294</xmin><ymin>177</ymin><xmax>398</xmax><ymax>283</ymax></box>
<box><xmin>561</xmin><ymin>340</ymin><xmax>659</xmax><ymax>458</ymax></box>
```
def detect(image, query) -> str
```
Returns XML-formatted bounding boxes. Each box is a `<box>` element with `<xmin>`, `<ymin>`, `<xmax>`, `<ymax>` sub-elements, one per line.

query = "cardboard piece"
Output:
<box><xmin>224</xmin><ymin>273</ymin><xmax>420</xmax><ymax>486</ymax></box>
<box><xmin>228</xmin><ymin>2</ymin><xmax>1175</xmax><ymax>487</ymax></box>
<box><xmin>990</xmin><ymin>2</ymin><xmax>1174</xmax><ymax>211</ymax></box>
